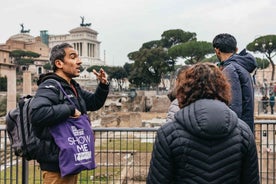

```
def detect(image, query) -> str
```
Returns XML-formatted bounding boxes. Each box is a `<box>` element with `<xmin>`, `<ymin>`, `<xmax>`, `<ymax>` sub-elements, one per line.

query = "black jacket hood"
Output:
<box><xmin>224</xmin><ymin>49</ymin><xmax>257</xmax><ymax>73</ymax></box>
<box><xmin>37</xmin><ymin>73</ymin><xmax>77</xmax><ymax>86</ymax></box>
<box><xmin>174</xmin><ymin>99</ymin><xmax>238</xmax><ymax>139</ymax></box>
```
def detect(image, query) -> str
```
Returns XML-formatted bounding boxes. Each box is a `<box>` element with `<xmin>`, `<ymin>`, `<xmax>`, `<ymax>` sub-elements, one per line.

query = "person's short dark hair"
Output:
<box><xmin>50</xmin><ymin>43</ymin><xmax>73</xmax><ymax>72</ymax></box>
<box><xmin>212</xmin><ymin>33</ymin><xmax>237</xmax><ymax>53</ymax></box>
<box><xmin>177</xmin><ymin>62</ymin><xmax>231</xmax><ymax>108</ymax></box>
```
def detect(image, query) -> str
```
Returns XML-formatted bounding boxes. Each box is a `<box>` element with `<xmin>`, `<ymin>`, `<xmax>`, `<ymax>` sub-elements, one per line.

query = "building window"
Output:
<box><xmin>38</xmin><ymin>67</ymin><xmax>42</xmax><ymax>74</ymax></box>
<box><xmin>80</xmin><ymin>42</ymin><xmax>82</xmax><ymax>56</ymax></box>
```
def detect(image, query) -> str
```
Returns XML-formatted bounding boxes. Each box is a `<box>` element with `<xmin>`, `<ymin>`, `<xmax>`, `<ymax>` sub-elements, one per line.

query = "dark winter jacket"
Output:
<box><xmin>147</xmin><ymin>99</ymin><xmax>259</xmax><ymax>184</ymax></box>
<box><xmin>221</xmin><ymin>49</ymin><xmax>257</xmax><ymax>132</ymax></box>
<box><xmin>30</xmin><ymin>73</ymin><xmax>109</xmax><ymax>172</ymax></box>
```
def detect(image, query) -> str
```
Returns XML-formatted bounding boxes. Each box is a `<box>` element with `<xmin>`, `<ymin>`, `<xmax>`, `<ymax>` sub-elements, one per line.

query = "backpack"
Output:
<box><xmin>5</xmin><ymin>95</ymin><xmax>40</xmax><ymax>160</ymax></box>
<box><xmin>5</xmin><ymin>79</ymin><xmax>63</xmax><ymax>160</ymax></box>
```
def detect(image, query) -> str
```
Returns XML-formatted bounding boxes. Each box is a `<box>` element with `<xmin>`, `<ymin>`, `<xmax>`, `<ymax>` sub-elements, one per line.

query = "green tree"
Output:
<box><xmin>161</xmin><ymin>29</ymin><xmax>196</xmax><ymax>48</ymax></box>
<box><xmin>123</xmin><ymin>62</ymin><xmax>134</xmax><ymax>76</ymax></box>
<box><xmin>142</xmin><ymin>40</ymin><xmax>162</xmax><ymax>49</ymax></box>
<box><xmin>128</xmin><ymin>64</ymin><xmax>149</xmax><ymax>88</ymax></box>
<box><xmin>43</xmin><ymin>62</ymin><xmax>52</xmax><ymax>71</ymax></box>
<box><xmin>87</xmin><ymin>65</ymin><xmax>127</xmax><ymax>82</ymax></box>
<box><xmin>201</xmin><ymin>55</ymin><xmax>218</xmax><ymax>63</ymax></box>
<box><xmin>128</xmin><ymin>29</ymin><xmax>197</xmax><ymax>89</ymax></box>
<box><xmin>246</xmin><ymin>35</ymin><xmax>276</xmax><ymax>81</ymax></box>
<box><xmin>168</xmin><ymin>41</ymin><xmax>214</xmax><ymax>64</ymax></box>
<box><xmin>161</xmin><ymin>29</ymin><xmax>196</xmax><ymax>69</ymax></box>
<box><xmin>10</xmin><ymin>50</ymin><xmax>41</xmax><ymax>71</ymax></box>
<box><xmin>127</xmin><ymin>29</ymin><xmax>216</xmax><ymax>90</ymax></box>
<box><xmin>108</xmin><ymin>66</ymin><xmax>127</xmax><ymax>80</ymax></box>
<box><xmin>128</xmin><ymin>47</ymin><xmax>169</xmax><ymax>90</ymax></box>
<box><xmin>10</xmin><ymin>50</ymin><xmax>26</xmax><ymax>58</ymax></box>
<box><xmin>87</xmin><ymin>65</ymin><xmax>109</xmax><ymax>73</ymax></box>
<box><xmin>255</xmin><ymin>57</ymin><xmax>270</xmax><ymax>69</ymax></box>
<box><xmin>161</xmin><ymin>29</ymin><xmax>197</xmax><ymax>88</ymax></box>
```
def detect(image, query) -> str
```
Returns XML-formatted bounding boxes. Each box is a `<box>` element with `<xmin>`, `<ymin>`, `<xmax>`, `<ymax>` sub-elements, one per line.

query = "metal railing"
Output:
<box><xmin>0</xmin><ymin>121</ymin><xmax>276</xmax><ymax>184</ymax></box>
<box><xmin>0</xmin><ymin>127</ymin><xmax>157</xmax><ymax>184</ymax></box>
<box><xmin>255</xmin><ymin>120</ymin><xmax>276</xmax><ymax>184</ymax></box>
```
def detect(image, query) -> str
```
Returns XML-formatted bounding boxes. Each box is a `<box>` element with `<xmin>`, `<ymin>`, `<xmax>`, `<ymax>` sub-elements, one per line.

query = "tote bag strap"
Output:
<box><xmin>54</xmin><ymin>80</ymin><xmax>76</xmax><ymax>107</ymax></box>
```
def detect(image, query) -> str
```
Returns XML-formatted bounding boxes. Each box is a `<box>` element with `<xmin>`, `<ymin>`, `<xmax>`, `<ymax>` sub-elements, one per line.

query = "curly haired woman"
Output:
<box><xmin>147</xmin><ymin>63</ymin><xmax>259</xmax><ymax>184</ymax></box>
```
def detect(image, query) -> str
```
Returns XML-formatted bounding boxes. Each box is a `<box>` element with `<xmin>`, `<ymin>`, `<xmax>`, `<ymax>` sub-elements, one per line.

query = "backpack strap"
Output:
<box><xmin>42</xmin><ymin>79</ymin><xmax>76</xmax><ymax>107</ymax></box>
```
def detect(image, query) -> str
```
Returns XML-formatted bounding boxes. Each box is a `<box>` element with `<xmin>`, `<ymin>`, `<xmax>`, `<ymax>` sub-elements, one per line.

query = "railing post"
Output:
<box><xmin>22</xmin><ymin>158</ymin><xmax>28</xmax><ymax>184</ymax></box>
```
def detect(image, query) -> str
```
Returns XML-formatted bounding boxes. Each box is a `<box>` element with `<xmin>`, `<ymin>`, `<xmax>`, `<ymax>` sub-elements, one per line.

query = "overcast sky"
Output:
<box><xmin>1</xmin><ymin>0</ymin><xmax>275</xmax><ymax>66</ymax></box>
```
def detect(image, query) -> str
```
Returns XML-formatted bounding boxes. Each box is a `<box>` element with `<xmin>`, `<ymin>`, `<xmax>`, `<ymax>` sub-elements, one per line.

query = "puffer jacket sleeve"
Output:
<box><xmin>240</xmin><ymin>122</ymin><xmax>260</xmax><ymax>183</ymax></box>
<box><xmin>166</xmin><ymin>99</ymin><xmax>180</xmax><ymax>123</ymax></box>
<box><xmin>81</xmin><ymin>82</ymin><xmax>109</xmax><ymax>111</ymax></box>
<box><xmin>30</xmin><ymin>80</ymin><xmax>75</xmax><ymax>128</ymax></box>
<box><xmin>147</xmin><ymin>126</ymin><xmax>173</xmax><ymax>184</ymax></box>
<box><xmin>223</xmin><ymin>65</ymin><xmax>243</xmax><ymax>118</ymax></box>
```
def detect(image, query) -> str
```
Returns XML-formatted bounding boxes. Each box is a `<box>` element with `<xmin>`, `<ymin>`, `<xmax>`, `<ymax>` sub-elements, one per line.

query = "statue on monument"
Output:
<box><xmin>80</xmin><ymin>16</ymin><xmax>91</xmax><ymax>27</ymax></box>
<box><xmin>20</xmin><ymin>24</ymin><xmax>30</xmax><ymax>33</ymax></box>
<box><xmin>80</xmin><ymin>16</ymin><xmax>84</xmax><ymax>25</ymax></box>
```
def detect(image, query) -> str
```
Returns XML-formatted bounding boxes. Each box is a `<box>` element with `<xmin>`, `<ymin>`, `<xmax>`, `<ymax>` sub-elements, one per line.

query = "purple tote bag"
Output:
<box><xmin>49</xmin><ymin>81</ymin><xmax>96</xmax><ymax>177</ymax></box>
<box><xmin>49</xmin><ymin>115</ymin><xmax>96</xmax><ymax>177</ymax></box>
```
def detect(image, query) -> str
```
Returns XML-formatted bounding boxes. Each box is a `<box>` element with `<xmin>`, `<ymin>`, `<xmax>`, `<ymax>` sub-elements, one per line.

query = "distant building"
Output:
<box><xmin>0</xmin><ymin>48</ymin><xmax>12</xmax><ymax>65</ymax></box>
<box><xmin>0</xmin><ymin>32</ymin><xmax>50</xmax><ymax>76</ymax></box>
<box><xmin>48</xmin><ymin>24</ymin><xmax>105</xmax><ymax>68</ymax></box>
<box><xmin>0</xmin><ymin>48</ymin><xmax>17</xmax><ymax>110</ymax></box>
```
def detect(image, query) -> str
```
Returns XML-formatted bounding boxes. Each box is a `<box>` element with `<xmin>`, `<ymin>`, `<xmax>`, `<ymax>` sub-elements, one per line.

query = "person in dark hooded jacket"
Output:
<box><xmin>30</xmin><ymin>43</ymin><xmax>109</xmax><ymax>184</ymax></box>
<box><xmin>147</xmin><ymin>63</ymin><xmax>259</xmax><ymax>184</ymax></box>
<box><xmin>213</xmin><ymin>33</ymin><xmax>257</xmax><ymax>132</ymax></box>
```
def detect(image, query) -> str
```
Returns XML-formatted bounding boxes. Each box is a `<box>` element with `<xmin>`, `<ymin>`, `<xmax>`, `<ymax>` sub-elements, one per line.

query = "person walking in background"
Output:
<box><xmin>147</xmin><ymin>63</ymin><xmax>259</xmax><ymax>184</ymax></box>
<box><xmin>30</xmin><ymin>43</ymin><xmax>110</xmax><ymax>184</ymax></box>
<box><xmin>273</xmin><ymin>83</ymin><xmax>276</xmax><ymax>95</ymax></box>
<box><xmin>166</xmin><ymin>65</ymin><xmax>190</xmax><ymax>122</ymax></box>
<box><xmin>269</xmin><ymin>92</ymin><xmax>275</xmax><ymax>114</ymax></box>
<box><xmin>213</xmin><ymin>33</ymin><xmax>257</xmax><ymax>132</ymax></box>
<box><xmin>262</xmin><ymin>94</ymin><xmax>269</xmax><ymax>114</ymax></box>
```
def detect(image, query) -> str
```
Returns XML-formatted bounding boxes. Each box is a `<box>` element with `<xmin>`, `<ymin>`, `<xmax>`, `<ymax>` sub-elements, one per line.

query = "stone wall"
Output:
<box><xmin>150</xmin><ymin>95</ymin><xmax>171</xmax><ymax>113</ymax></box>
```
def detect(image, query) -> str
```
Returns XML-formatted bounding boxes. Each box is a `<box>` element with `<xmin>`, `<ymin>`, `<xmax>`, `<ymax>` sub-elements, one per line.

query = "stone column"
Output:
<box><xmin>6</xmin><ymin>67</ymin><xmax>17</xmax><ymax>112</ymax></box>
<box><xmin>23</xmin><ymin>71</ymin><xmax>32</xmax><ymax>96</ymax></box>
<box><xmin>95</xmin><ymin>43</ymin><xmax>100</xmax><ymax>59</ymax></box>
<box><xmin>83</xmin><ymin>41</ymin><xmax>88</xmax><ymax>57</ymax></box>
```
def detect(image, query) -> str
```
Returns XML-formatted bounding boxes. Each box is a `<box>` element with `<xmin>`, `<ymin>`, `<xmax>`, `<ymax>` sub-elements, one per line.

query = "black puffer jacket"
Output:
<box><xmin>30</xmin><ymin>73</ymin><xmax>109</xmax><ymax>172</ymax></box>
<box><xmin>147</xmin><ymin>99</ymin><xmax>259</xmax><ymax>184</ymax></box>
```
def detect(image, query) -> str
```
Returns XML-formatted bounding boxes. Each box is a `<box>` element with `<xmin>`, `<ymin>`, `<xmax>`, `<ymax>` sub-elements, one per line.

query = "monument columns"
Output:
<box><xmin>4</xmin><ymin>68</ymin><xmax>32</xmax><ymax>112</ymax></box>
<box><xmin>23</xmin><ymin>71</ymin><xmax>32</xmax><ymax>96</ymax></box>
<box><xmin>5</xmin><ymin>66</ymin><xmax>16</xmax><ymax>112</ymax></box>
